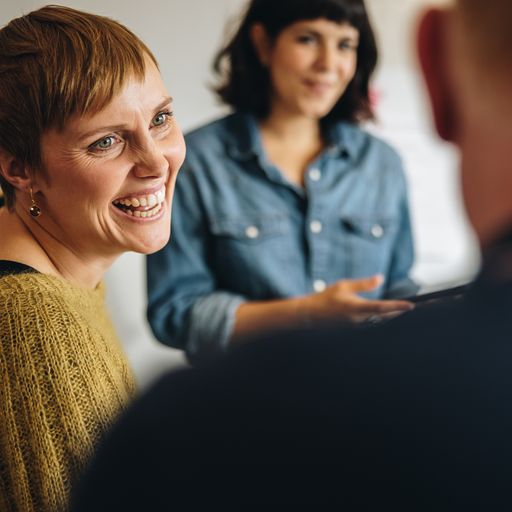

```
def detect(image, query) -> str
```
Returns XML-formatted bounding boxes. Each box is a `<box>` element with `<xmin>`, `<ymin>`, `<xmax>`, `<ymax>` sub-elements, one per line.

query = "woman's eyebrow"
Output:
<box><xmin>78</xmin><ymin>124</ymin><xmax>128</xmax><ymax>142</ymax></box>
<box><xmin>154</xmin><ymin>96</ymin><xmax>173</xmax><ymax>112</ymax></box>
<box><xmin>295</xmin><ymin>27</ymin><xmax>359</xmax><ymax>40</ymax></box>
<box><xmin>77</xmin><ymin>97</ymin><xmax>174</xmax><ymax>142</ymax></box>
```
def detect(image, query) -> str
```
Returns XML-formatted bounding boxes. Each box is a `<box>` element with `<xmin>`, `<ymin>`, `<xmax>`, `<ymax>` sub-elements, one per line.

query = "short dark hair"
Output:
<box><xmin>213</xmin><ymin>0</ymin><xmax>378</xmax><ymax>125</ymax></box>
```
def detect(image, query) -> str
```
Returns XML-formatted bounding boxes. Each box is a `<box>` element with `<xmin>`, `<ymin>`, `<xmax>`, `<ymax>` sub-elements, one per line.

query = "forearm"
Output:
<box><xmin>231</xmin><ymin>296</ymin><xmax>308</xmax><ymax>342</ymax></box>
<box><xmin>231</xmin><ymin>277</ymin><xmax>414</xmax><ymax>343</ymax></box>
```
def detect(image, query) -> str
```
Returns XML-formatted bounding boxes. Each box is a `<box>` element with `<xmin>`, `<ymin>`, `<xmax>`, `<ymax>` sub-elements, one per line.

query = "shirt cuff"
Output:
<box><xmin>185</xmin><ymin>292</ymin><xmax>246</xmax><ymax>364</ymax></box>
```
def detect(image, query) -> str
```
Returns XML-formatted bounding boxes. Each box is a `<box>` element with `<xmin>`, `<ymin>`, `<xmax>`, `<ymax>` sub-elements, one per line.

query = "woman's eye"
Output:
<box><xmin>90</xmin><ymin>135</ymin><xmax>118</xmax><ymax>152</ymax></box>
<box><xmin>339</xmin><ymin>40</ymin><xmax>358</xmax><ymax>51</ymax></box>
<box><xmin>151</xmin><ymin>111</ymin><xmax>173</xmax><ymax>127</ymax></box>
<box><xmin>297</xmin><ymin>34</ymin><xmax>316</xmax><ymax>45</ymax></box>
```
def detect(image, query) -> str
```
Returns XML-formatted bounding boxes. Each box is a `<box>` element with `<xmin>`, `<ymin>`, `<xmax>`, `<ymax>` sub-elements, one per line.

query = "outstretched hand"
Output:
<box><xmin>302</xmin><ymin>274</ymin><xmax>414</xmax><ymax>325</ymax></box>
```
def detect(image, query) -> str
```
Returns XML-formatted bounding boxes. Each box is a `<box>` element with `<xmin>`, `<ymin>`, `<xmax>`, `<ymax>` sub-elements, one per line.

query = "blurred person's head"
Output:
<box><xmin>213</xmin><ymin>0</ymin><xmax>377</xmax><ymax>126</ymax></box>
<box><xmin>0</xmin><ymin>5</ymin><xmax>185</xmax><ymax>256</ymax></box>
<box><xmin>418</xmin><ymin>0</ymin><xmax>512</xmax><ymax>247</ymax></box>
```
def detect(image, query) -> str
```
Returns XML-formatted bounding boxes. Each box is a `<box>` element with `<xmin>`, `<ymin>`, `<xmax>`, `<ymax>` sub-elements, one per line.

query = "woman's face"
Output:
<box><xmin>263</xmin><ymin>18</ymin><xmax>359</xmax><ymax>119</ymax></box>
<box><xmin>36</xmin><ymin>59</ymin><xmax>185</xmax><ymax>258</ymax></box>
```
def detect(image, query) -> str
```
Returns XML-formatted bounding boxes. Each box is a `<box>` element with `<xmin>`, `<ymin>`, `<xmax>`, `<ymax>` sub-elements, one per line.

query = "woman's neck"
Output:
<box><xmin>259</xmin><ymin>110</ymin><xmax>325</xmax><ymax>186</ymax></box>
<box><xmin>260</xmin><ymin>108</ymin><xmax>322</xmax><ymax>146</ymax></box>
<box><xmin>0</xmin><ymin>207</ymin><xmax>114</xmax><ymax>289</ymax></box>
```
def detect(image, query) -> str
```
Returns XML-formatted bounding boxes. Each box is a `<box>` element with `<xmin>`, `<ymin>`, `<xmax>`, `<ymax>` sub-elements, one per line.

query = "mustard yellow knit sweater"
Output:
<box><xmin>0</xmin><ymin>271</ymin><xmax>136</xmax><ymax>512</ymax></box>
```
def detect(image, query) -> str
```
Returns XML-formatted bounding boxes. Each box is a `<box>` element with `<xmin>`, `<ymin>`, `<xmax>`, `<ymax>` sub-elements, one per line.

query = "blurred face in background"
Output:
<box><xmin>255</xmin><ymin>18</ymin><xmax>359</xmax><ymax>119</ymax></box>
<box><xmin>417</xmin><ymin>2</ymin><xmax>512</xmax><ymax>247</ymax></box>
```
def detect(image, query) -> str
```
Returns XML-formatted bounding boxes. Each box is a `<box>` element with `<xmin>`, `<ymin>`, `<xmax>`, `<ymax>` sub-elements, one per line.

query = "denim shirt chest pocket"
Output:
<box><xmin>209</xmin><ymin>214</ymin><xmax>293</xmax><ymax>295</ymax></box>
<box><xmin>339</xmin><ymin>213</ymin><xmax>399</xmax><ymax>278</ymax></box>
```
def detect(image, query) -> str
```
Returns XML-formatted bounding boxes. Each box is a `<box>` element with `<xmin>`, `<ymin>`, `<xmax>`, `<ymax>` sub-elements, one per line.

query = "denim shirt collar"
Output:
<box><xmin>225</xmin><ymin>112</ymin><xmax>361</xmax><ymax>164</ymax></box>
<box><xmin>225</xmin><ymin>113</ymin><xmax>262</xmax><ymax>162</ymax></box>
<box><xmin>324</xmin><ymin>121</ymin><xmax>363</xmax><ymax>160</ymax></box>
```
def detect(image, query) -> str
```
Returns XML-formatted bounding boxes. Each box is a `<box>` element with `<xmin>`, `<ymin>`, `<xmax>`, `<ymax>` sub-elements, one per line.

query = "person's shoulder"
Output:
<box><xmin>0</xmin><ymin>273</ymin><xmax>103</xmax><ymax>326</ymax></box>
<box><xmin>179</xmin><ymin>112</ymin><xmax>252</xmax><ymax>184</ymax></box>
<box><xmin>336</xmin><ymin>122</ymin><xmax>403</xmax><ymax>167</ymax></box>
<box><xmin>1</xmin><ymin>271</ymin><xmax>83</xmax><ymax>297</ymax></box>
<box><xmin>0</xmin><ymin>275</ymin><xmax>86</xmax><ymax>365</ymax></box>
<box><xmin>0</xmin><ymin>271</ymin><xmax>60</xmax><ymax>301</ymax></box>
<box><xmin>184</xmin><ymin>112</ymin><xmax>241</xmax><ymax>153</ymax></box>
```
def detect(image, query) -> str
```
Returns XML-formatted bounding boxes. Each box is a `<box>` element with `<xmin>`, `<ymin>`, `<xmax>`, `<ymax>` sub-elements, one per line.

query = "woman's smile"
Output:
<box><xmin>301</xmin><ymin>78</ymin><xmax>338</xmax><ymax>95</ymax></box>
<box><xmin>112</xmin><ymin>184</ymin><xmax>166</xmax><ymax>219</ymax></box>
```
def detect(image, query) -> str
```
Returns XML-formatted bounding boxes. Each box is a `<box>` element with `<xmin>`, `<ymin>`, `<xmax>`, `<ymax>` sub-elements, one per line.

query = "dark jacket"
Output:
<box><xmin>73</xmin><ymin>235</ymin><xmax>512</xmax><ymax>509</ymax></box>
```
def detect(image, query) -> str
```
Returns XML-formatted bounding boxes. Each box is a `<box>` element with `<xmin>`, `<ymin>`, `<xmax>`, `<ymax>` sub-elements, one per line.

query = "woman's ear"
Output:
<box><xmin>417</xmin><ymin>8</ymin><xmax>457</xmax><ymax>142</ymax></box>
<box><xmin>0</xmin><ymin>151</ymin><xmax>33</xmax><ymax>193</ymax></box>
<box><xmin>250</xmin><ymin>23</ymin><xmax>272</xmax><ymax>67</ymax></box>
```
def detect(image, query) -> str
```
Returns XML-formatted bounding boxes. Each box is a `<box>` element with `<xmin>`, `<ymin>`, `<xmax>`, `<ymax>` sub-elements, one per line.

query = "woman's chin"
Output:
<box><xmin>110</xmin><ymin>202</ymin><xmax>172</xmax><ymax>254</ymax></box>
<box><xmin>298</xmin><ymin>97</ymin><xmax>340</xmax><ymax>120</ymax></box>
<box><xmin>130</xmin><ymin>223</ymin><xmax>172</xmax><ymax>254</ymax></box>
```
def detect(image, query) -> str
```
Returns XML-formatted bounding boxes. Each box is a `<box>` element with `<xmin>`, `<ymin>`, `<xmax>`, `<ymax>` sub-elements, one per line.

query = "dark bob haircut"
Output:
<box><xmin>213</xmin><ymin>0</ymin><xmax>378</xmax><ymax>125</ymax></box>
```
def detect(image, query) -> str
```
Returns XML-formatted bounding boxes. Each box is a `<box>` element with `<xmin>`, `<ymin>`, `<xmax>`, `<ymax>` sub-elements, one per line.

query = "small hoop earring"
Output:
<box><xmin>29</xmin><ymin>188</ymin><xmax>41</xmax><ymax>217</ymax></box>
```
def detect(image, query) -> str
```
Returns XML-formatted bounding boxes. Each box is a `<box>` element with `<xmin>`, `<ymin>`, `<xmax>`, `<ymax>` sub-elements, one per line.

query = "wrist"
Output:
<box><xmin>295</xmin><ymin>295</ymin><xmax>314</xmax><ymax>328</ymax></box>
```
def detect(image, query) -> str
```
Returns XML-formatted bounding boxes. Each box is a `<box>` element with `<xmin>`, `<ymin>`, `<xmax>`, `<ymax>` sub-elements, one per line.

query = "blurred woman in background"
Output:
<box><xmin>147</xmin><ymin>0</ymin><xmax>416</xmax><ymax>363</ymax></box>
<box><xmin>0</xmin><ymin>6</ymin><xmax>184</xmax><ymax>510</ymax></box>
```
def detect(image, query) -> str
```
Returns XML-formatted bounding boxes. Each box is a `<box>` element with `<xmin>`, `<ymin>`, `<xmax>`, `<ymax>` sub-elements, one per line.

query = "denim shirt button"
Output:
<box><xmin>245</xmin><ymin>225</ymin><xmax>260</xmax><ymax>239</ymax></box>
<box><xmin>313</xmin><ymin>279</ymin><xmax>327</xmax><ymax>292</ymax></box>
<box><xmin>310</xmin><ymin>220</ymin><xmax>323</xmax><ymax>234</ymax></box>
<box><xmin>309</xmin><ymin>168</ymin><xmax>322</xmax><ymax>181</ymax></box>
<box><xmin>371</xmin><ymin>224</ymin><xmax>384</xmax><ymax>238</ymax></box>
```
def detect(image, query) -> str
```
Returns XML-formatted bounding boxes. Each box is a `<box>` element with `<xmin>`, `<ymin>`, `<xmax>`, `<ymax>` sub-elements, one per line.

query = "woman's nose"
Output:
<box><xmin>315</xmin><ymin>43</ymin><xmax>340</xmax><ymax>72</ymax></box>
<box><xmin>132</xmin><ymin>139</ymin><xmax>168</xmax><ymax>178</ymax></box>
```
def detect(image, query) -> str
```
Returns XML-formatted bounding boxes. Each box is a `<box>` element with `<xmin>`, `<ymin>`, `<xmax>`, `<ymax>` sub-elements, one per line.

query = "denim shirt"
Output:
<box><xmin>147</xmin><ymin>113</ymin><xmax>417</xmax><ymax>363</ymax></box>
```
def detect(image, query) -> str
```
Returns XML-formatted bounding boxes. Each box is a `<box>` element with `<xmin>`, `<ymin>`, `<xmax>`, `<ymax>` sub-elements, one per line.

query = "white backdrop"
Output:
<box><xmin>1</xmin><ymin>0</ymin><xmax>480</xmax><ymax>387</ymax></box>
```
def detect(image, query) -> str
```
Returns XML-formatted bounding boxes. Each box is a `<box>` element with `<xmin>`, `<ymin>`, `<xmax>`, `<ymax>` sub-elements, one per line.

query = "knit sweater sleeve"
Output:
<box><xmin>0</xmin><ymin>274</ymin><xmax>136</xmax><ymax>512</ymax></box>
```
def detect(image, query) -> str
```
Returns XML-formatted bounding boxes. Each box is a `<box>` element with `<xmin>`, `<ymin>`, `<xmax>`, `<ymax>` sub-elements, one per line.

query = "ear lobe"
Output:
<box><xmin>250</xmin><ymin>23</ymin><xmax>272</xmax><ymax>67</ymax></box>
<box><xmin>0</xmin><ymin>151</ymin><xmax>33</xmax><ymax>193</ymax></box>
<box><xmin>417</xmin><ymin>8</ymin><xmax>457</xmax><ymax>142</ymax></box>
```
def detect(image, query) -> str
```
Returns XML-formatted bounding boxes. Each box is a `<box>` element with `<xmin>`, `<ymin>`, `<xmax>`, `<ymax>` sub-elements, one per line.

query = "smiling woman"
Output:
<box><xmin>36</xmin><ymin>67</ymin><xmax>181</xmax><ymax>262</ymax></box>
<box><xmin>147</xmin><ymin>0</ymin><xmax>417</xmax><ymax>365</ymax></box>
<box><xmin>0</xmin><ymin>5</ymin><xmax>184</xmax><ymax>511</ymax></box>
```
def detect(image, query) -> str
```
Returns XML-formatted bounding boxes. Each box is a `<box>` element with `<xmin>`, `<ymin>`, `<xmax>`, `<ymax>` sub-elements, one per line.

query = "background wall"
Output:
<box><xmin>1</xmin><ymin>0</ymin><xmax>479</xmax><ymax>388</ymax></box>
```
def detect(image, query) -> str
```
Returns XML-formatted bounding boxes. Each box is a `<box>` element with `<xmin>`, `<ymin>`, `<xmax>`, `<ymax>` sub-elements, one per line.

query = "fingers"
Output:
<box><xmin>350</xmin><ymin>303</ymin><xmax>413</xmax><ymax>326</ymax></box>
<box><xmin>337</xmin><ymin>274</ymin><xmax>384</xmax><ymax>294</ymax></box>
<box><xmin>364</xmin><ymin>310</ymin><xmax>409</xmax><ymax>325</ymax></box>
<box><xmin>310</xmin><ymin>276</ymin><xmax>414</xmax><ymax>326</ymax></box>
<box><xmin>378</xmin><ymin>310</ymin><xmax>410</xmax><ymax>321</ymax></box>
<box><xmin>352</xmin><ymin>299</ymin><xmax>414</xmax><ymax>314</ymax></box>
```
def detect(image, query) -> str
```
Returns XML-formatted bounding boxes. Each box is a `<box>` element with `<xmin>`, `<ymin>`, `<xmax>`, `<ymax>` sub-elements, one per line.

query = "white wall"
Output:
<box><xmin>1</xmin><ymin>0</ymin><xmax>479</xmax><ymax>388</ymax></box>
<box><xmin>365</xmin><ymin>0</ymin><xmax>479</xmax><ymax>286</ymax></box>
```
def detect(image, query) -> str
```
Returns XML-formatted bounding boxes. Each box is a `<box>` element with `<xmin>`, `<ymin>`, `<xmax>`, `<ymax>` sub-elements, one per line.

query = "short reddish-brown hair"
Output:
<box><xmin>0</xmin><ymin>5</ymin><xmax>158</xmax><ymax>210</ymax></box>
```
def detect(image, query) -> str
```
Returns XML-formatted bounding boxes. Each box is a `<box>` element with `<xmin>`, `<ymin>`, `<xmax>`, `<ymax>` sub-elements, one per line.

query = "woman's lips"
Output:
<box><xmin>112</xmin><ymin>185</ymin><xmax>166</xmax><ymax>218</ymax></box>
<box><xmin>113</xmin><ymin>185</ymin><xmax>166</xmax><ymax>209</ymax></box>
<box><xmin>303</xmin><ymin>80</ymin><xmax>336</xmax><ymax>94</ymax></box>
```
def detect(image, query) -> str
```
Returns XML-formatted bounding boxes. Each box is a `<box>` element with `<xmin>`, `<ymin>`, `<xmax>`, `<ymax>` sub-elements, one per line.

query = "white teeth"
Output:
<box><xmin>113</xmin><ymin>185</ymin><xmax>166</xmax><ymax>212</ymax></box>
<box><xmin>116</xmin><ymin>200</ymin><xmax>162</xmax><ymax>219</ymax></box>
<box><xmin>147</xmin><ymin>194</ymin><xmax>157</xmax><ymax>207</ymax></box>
